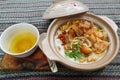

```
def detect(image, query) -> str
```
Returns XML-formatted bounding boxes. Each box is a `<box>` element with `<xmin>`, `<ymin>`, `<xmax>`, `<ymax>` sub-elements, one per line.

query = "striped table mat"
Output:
<box><xmin>0</xmin><ymin>0</ymin><xmax>120</xmax><ymax>80</ymax></box>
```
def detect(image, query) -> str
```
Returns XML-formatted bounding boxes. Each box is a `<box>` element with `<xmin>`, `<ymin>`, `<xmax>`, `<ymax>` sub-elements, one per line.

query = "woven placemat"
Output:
<box><xmin>0</xmin><ymin>0</ymin><xmax>120</xmax><ymax>79</ymax></box>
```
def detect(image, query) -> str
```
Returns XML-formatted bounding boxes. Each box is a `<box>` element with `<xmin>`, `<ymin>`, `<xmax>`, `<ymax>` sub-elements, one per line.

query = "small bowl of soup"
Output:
<box><xmin>0</xmin><ymin>23</ymin><xmax>39</xmax><ymax>57</ymax></box>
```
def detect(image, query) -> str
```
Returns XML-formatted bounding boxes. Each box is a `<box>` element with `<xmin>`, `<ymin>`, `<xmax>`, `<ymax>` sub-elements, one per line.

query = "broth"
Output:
<box><xmin>9</xmin><ymin>32</ymin><xmax>37</xmax><ymax>54</ymax></box>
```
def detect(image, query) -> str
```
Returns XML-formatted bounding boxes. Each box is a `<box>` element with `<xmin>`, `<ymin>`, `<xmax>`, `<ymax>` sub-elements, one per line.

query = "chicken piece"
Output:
<box><xmin>71</xmin><ymin>25</ymin><xmax>84</xmax><ymax>36</ymax></box>
<box><xmin>94</xmin><ymin>38</ymin><xmax>110</xmax><ymax>54</ymax></box>
<box><xmin>94</xmin><ymin>30</ymin><xmax>104</xmax><ymax>39</ymax></box>
<box><xmin>101</xmin><ymin>31</ymin><xmax>108</xmax><ymax>40</ymax></box>
<box><xmin>87</xmin><ymin>53</ymin><xmax>99</xmax><ymax>62</ymax></box>
<box><xmin>88</xmin><ymin>34</ymin><xmax>97</xmax><ymax>43</ymax></box>
<box><xmin>86</xmin><ymin>27</ymin><xmax>98</xmax><ymax>35</ymax></box>
<box><xmin>90</xmin><ymin>22</ymin><xmax>94</xmax><ymax>28</ymax></box>
<box><xmin>68</xmin><ymin>28</ymin><xmax>75</xmax><ymax>41</ymax></box>
<box><xmin>84</xmin><ymin>34</ymin><xmax>89</xmax><ymax>38</ymax></box>
<box><xmin>83</xmin><ymin>21</ymin><xmax>91</xmax><ymax>29</ymax></box>
<box><xmin>80</xmin><ymin>45</ymin><xmax>92</xmax><ymax>55</ymax></box>
<box><xmin>65</xmin><ymin>33</ymin><xmax>70</xmax><ymax>44</ymax></box>
<box><xmin>85</xmin><ymin>27</ymin><xmax>105</xmax><ymax>40</ymax></box>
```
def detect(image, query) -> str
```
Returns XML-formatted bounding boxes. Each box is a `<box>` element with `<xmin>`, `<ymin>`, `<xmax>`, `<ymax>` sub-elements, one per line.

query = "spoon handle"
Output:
<box><xmin>48</xmin><ymin>59</ymin><xmax>58</xmax><ymax>72</ymax></box>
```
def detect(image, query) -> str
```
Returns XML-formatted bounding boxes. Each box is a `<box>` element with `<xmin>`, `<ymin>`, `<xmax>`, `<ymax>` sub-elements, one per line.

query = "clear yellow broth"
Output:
<box><xmin>9</xmin><ymin>32</ymin><xmax>37</xmax><ymax>54</ymax></box>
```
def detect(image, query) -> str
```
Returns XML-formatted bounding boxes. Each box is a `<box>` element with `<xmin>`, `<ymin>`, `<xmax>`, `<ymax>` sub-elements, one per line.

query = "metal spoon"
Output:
<box><xmin>39</xmin><ymin>33</ymin><xmax>58</xmax><ymax>72</ymax></box>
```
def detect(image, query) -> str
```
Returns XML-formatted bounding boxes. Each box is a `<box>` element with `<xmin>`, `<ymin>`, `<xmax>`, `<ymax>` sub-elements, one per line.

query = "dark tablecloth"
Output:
<box><xmin>0</xmin><ymin>0</ymin><xmax>120</xmax><ymax>80</ymax></box>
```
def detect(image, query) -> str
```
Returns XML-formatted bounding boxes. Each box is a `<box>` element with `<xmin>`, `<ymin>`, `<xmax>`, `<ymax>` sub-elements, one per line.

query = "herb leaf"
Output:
<box><xmin>65</xmin><ymin>49</ymin><xmax>83</xmax><ymax>60</ymax></box>
<box><xmin>76</xmin><ymin>44</ymin><xmax>81</xmax><ymax>49</ymax></box>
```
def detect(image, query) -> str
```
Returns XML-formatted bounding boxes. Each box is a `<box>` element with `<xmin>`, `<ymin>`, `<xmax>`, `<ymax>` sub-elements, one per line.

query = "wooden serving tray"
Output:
<box><xmin>0</xmin><ymin>47</ymin><xmax>50</xmax><ymax>70</ymax></box>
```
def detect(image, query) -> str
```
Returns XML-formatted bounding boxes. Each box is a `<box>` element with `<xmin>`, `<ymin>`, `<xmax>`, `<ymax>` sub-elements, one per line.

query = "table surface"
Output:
<box><xmin>0</xmin><ymin>0</ymin><xmax>120</xmax><ymax>80</ymax></box>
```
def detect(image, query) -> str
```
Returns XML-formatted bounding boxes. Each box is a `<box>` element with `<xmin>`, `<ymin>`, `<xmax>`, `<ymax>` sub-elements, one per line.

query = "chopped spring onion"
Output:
<box><xmin>65</xmin><ymin>44</ymin><xmax>84</xmax><ymax>60</ymax></box>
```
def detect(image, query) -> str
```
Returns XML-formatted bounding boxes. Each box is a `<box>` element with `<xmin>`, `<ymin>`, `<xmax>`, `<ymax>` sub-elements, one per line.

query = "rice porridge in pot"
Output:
<box><xmin>55</xmin><ymin>19</ymin><xmax>110</xmax><ymax>64</ymax></box>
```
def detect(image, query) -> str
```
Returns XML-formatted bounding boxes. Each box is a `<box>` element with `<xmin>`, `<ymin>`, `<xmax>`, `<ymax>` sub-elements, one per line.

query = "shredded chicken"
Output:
<box><xmin>68</xmin><ymin>28</ymin><xmax>75</xmax><ymax>41</ymax></box>
<box><xmin>72</xmin><ymin>25</ymin><xmax>84</xmax><ymax>36</ymax></box>
<box><xmin>94</xmin><ymin>38</ymin><xmax>110</xmax><ymax>54</ymax></box>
